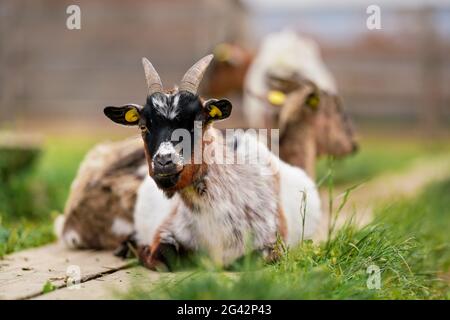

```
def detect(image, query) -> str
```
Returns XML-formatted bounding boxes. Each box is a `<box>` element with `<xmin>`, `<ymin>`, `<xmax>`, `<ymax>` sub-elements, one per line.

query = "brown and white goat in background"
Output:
<box><xmin>243</xmin><ymin>30</ymin><xmax>357</xmax><ymax>177</ymax></box>
<box><xmin>207</xmin><ymin>30</ymin><xmax>358</xmax><ymax>177</ymax></box>
<box><xmin>102</xmin><ymin>55</ymin><xmax>321</xmax><ymax>269</ymax></box>
<box><xmin>54</xmin><ymin>137</ymin><xmax>146</xmax><ymax>249</ymax></box>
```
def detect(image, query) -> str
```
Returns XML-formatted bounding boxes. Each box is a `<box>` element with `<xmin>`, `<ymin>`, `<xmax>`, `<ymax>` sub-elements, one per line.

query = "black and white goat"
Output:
<box><xmin>103</xmin><ymin>55</ymin><xmax>321</xmax><ymax>269</ymax></box>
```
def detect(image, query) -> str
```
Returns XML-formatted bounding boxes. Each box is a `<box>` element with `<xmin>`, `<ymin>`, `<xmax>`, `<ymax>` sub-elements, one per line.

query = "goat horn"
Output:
<box><xmin>142</xmin><ymin>57</ymin><xmax>163</xmax><ymax>95</ymax></box>
<box><xmin>179</xmin><ymin>54</ymin><xmax>214</xmax><ymax>94</ymax></box>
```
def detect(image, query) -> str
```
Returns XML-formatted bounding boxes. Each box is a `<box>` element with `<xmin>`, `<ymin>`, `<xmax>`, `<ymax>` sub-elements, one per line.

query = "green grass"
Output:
<box><xmin>375</xmin><ymin>179</ymin><xmax>450</xmax><ymax>275</ymax></box>
<box><xmin>0</xmin><ymin>136</ymin><xmax>101</xmax><ymax>257</ymax></box>
<box><xmin>316</xmin><ymin>137</ymin><xmax>450</xmax><ymax>186</ymax></box>
<box><xmin>125</xmin><ymin>178</ymin><xmax>450</xmax><ymax>300</ymax></box>
<box><xmin>1</xmin><ymin>132</ymin><xmax>450</xmax><ymax>299</ymax></box>
<box><xmin>0</xmin><ymin>132</ymin><xmax>449</xmax><ymax>266</ymax></box>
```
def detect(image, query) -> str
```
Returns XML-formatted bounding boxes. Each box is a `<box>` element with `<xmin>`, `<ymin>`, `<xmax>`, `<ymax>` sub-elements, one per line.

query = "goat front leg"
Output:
<box><xmin>138</xmin><ymin>239</ymin><xmax>187</xmax><ymax>272</ymax></box>
<box><xmin>138</xmin><ymin>208</ymin><xmax>193</xmax><ymax>271</ymax></box>
<box><xmin>114</xmin><ymin>232</ymin><xmax>138</xmax><ymax>259</ymax></box>
<box><xmin>138</xmin><ymin>244</ymin><xmax>166</xmax><ymax>271</ymax></box>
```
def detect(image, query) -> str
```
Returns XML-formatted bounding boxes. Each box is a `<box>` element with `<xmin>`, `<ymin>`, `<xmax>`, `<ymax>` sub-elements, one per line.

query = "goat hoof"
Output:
<box><xmin>113</xmin><ymin>243</ymin><xmax>129</xmax><ymax>259</ymax></box>
<box><xmin>114</xmin><ymin>233</ymin><xmax>137</xmax><ymax>259</ymax></box>
<box><xmin>138</xmin><ymin>245</ymin><xmax>169</xmax><ymax>271</ymax></box>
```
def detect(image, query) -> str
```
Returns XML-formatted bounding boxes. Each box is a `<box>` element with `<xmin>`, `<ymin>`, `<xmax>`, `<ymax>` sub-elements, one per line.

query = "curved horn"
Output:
<box><xmin>179</xmin><ymin>54</ymin><xmax>214</xmax><ymax>94</ymax></box>
<box><xmin>142</xmin><ymin>57</ymin><xmax>163</xmax><ymax>95</ymax></box>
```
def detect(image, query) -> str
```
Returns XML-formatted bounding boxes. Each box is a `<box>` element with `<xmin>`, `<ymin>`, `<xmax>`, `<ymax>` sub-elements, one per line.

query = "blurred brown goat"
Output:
<box><xmin>264</xmin><ymin>73</ymin><xmax>358</xmax><ymax>177</ymax></box>
<box><xmin>206</xmin><ymin>35</ymin><xmax>357</xmax><ymax>178</ymax></box>
<box><xmin>204</xmin><ymin>43</ymin><xmax>253</xmax><ymax>96</ymax></box>
<box><xmin>55</xmin><ymin>137</ymin><xmax>146</xmax><ymax>249</ymax></box>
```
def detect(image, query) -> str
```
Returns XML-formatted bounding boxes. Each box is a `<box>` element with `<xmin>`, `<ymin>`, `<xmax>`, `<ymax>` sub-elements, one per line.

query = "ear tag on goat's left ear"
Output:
<box><xmin>209</xmin><ymin>105</ymin><xmax>222</xmax><ymax>118</ymax></box>
<box><xmin>267</xmin><ymin>90</ymin><xmax>286</xmax><ymax>106</ymax></box>
<box><xmin>125</xmin><ymin>108</ymin><xmax>139</xmax><ymax>122</ymax></box>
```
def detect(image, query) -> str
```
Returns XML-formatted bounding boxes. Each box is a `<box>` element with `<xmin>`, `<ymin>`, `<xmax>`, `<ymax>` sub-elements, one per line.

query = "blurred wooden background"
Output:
<box><xmin>0</xmin><ymin>0</ymin><xmax>449</xmax><ymax>131</ymax></box>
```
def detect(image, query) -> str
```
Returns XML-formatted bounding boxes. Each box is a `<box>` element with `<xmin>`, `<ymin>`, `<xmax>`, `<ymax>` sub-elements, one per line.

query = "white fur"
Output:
<box><xmin>133</xmin><ymin>131</ymin><xmax>321</xmax><ymax>265</ymax></box>
<box><xmin>152</xmin><ymin>141</ymin><xmax>177</xmax><ymax>171</ymax></box>
<box><xmin>154</xmin><ymin>141</ymin><xmax>175</xmax><ymax>157</ymax></box>
<box><xmin>279</xmin><ymin>161</ymin><xmax>321</xmax><ymax>245</ymax></box>
<box><xmin>134</xmin><ymin>177</ymin><xmax>173</xmax><ymax>245</ymax></box>
<box><xmin>152</xmin><ymin>91</ymin><xmax>181</xmax><ymax>120</ymax></box>
<box><xmin>111</xmin><ymin>217</ymin><xmax>134</xmax><ymax>236</ymax></box>
<box><xmin>55</xmin><ymin>211</ymin><xmax>81</xmax><ymax>249</ymax></box>
<box><xmin>54</xmin><ymin>215</ymin><xmax>65</xmax><ymax>238</ymax></box>
<box><xmin>62</xmin><ymin>229</ymin><xmax>82</xmax><ymax>249</ymax></box>
<box><xmin>244</xmin><ymin>29</ymin><xmax>337</xmax><ymax>127</ymax></box>
<box><xmin>240</xmin><ymin>132</ymin><xmax>321</xmax><ymax>245</ymax></box>
<box><xmin>152</xmin><ymin>95</ymin><xmax>166</xmax><ymax>114</ymax></box>
<box><xmin>171</xmin><ymin>95</ymin><xmax>180</xmax><ymax>118</ymax></box>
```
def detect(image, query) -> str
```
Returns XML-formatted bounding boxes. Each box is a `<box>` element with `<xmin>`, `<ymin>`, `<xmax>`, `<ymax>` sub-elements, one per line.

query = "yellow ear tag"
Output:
<box><xmin>214</xmin><ymin>43</ymin><xmax>231</xmax><ymax>62</ymax></box>
<box><xmin>125</xmin><ymin>108</ymin><xmax>139</xmax><ymax>122</ymax></box>
<box><xmin>307</xmin><ymin>95</ymin><xmax>320</xmax><ymax>109</ymax></box>
<box><xmin>209</xmin><ymin>105</ymin><xmax>222</xmax><ymax>118</ymax></box>
<box><xmin>267</xmin><ymin>90</ymin><xmax>286</xmax><ymax>106</ymax></box>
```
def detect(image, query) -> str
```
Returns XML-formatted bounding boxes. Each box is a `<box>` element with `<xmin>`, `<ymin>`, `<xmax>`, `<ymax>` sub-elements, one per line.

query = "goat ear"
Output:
<box><xmin>103</xmin><ymin>104</ymin><xmax>143</xmax><ymax>126</ymax></box>
<box><xmin>204</xmin><ymin>99</ymin><xmax>232</xmax><ymax>122</ymax></box>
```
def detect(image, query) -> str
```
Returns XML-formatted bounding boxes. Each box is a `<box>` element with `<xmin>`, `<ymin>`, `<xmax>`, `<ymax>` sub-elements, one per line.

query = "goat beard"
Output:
<box><xmin>158</xmin><ymin>162</ymin><xmax>205</xmax><ymax>199</ymax></box>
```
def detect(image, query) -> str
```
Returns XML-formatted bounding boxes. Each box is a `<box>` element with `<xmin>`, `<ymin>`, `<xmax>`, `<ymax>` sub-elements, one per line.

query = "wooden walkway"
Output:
<box><xmin>0</xmin><ymin>243</ymin><xmax>148</xmax><ymax>300</ymax></box>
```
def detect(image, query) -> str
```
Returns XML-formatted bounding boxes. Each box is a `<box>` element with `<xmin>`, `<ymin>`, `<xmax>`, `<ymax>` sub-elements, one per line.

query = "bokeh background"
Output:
<box><xmin>0</xmin><ymin>0</ymin><xmax>449</xmax><ymax>261</ymax></box>
<box><xmin>1</xmin><ymin>0</ymin><xmax>449</xmax><ymax>131</ymax></box>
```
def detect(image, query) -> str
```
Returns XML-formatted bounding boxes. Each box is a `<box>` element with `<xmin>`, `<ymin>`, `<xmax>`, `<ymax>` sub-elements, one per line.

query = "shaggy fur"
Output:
<box><xmin>56</xmin><ymin>45</ymin><xmax>352</xmax><ymax>251</ymax></box>
<box><xmin>56</xmin><ymin>137</ymin><xmax>146</xmax><ymax>249</ymax></box>
<box><xmin>134</xmin><ymin>130</ymin><xmax>321</xmax><ymax>267</ymax></box>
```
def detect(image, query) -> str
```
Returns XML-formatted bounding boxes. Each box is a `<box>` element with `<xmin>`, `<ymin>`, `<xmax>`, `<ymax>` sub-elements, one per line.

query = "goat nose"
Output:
<box><xmin>156</xmin><ymin>154</ymin><xmax>173</xmax><ymax>166</ymax></box>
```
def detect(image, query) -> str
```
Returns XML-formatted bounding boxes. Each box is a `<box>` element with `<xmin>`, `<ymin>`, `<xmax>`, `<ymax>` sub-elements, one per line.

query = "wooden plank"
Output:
<box><xmin>35</xmin><ymin>268</ymin><xmax>233</xmax><ymax>300</ymax></box>
<box><xmin>0</xmin><ymin>243</ymin><xmax>131</xmax><ymax>300</ymax></box>
<box><xmin>34</xmin><ymin>267</ymin><xmax>163</xmax><ymax>300</ymax></box>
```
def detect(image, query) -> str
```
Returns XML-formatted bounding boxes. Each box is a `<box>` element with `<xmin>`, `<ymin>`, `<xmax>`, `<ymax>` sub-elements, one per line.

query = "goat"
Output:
<box><xmin>55</xmin><ymin>137</ymin><xmax>146</xmax><ymax>249</ymax></box>
<box><xmin>206</xmin><ymin>31</ymin><xmax>358</xmax><ymax>177</ymax></box>
<box><xmin>56</xmin><ymin>82</ymin><xmax>345</xmax><ymax>250</ymax></box>
<box><xmin>251</xmin><ymin>73</ymin><xmax>358</xmax><ymax>178</ymax></box>
<box><xmin>103</xmin><ymin>55</ymin><xmax>321</xmax><ymax>269</ymax></box>
<box><xmin>56</xmin><ymin>35</ymin><xmax>356</xmax><ymax>250</ymax></box>
<box><xmin>244</xmin><ymin>30</ymin><xmax>337</xmax><ymax>126</ymax></box>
